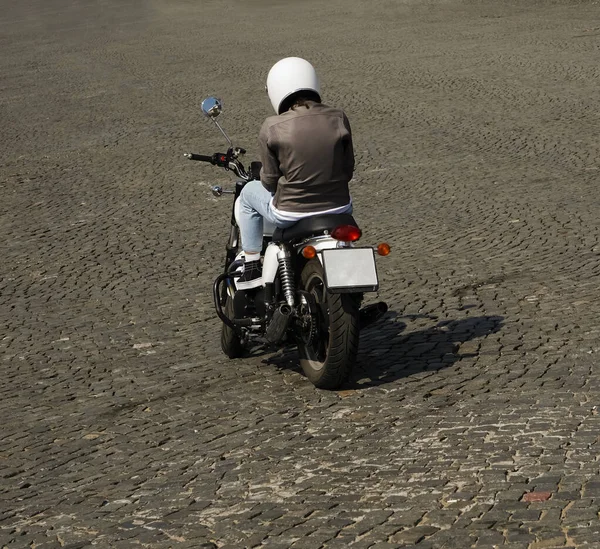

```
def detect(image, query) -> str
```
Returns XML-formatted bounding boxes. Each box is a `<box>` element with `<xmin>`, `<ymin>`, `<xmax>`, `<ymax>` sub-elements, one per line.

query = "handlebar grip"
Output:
<box><xmin>185</xmin><ymin>153</ymin><xmax>214</xmax><ymax>163</ymax></box>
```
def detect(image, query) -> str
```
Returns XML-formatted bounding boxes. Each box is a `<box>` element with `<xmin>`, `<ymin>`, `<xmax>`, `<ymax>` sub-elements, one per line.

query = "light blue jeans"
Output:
<box><xmin>236</xmin><ymin>180</ymin><xmax>295</xmax><ymax>253</ymax></box>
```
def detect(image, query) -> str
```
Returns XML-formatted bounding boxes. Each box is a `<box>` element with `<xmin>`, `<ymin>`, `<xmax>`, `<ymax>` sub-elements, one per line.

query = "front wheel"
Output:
<box><xmin>220</xmin><ymin>293</ymin><xmax>245</xmax><ymax>358</ymax></box>
<box><xmin>297</xmin><ymin>258</ymin><xmax>360</xmax><ymax>389</ymax></box>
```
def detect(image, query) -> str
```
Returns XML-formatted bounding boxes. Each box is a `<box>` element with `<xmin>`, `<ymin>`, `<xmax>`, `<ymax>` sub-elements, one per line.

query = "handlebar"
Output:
<box><xmin>184</xmin><ymin>149</ymin><xmax>253</xmax><ymax>182</ymax></box>
<box><xmin>184</xmin><ymin>153</ymin><xmax>214</xmax><ymax>163</ymax></box>
<box><xmin>186</xmin><ymin>109</ymin><xmax>252</xmax><ymax>184</ymax></box>
<box><xmin>184</xmin><ymin>151</ymin><xmax>230</xmax><ymax>167</ymax></box>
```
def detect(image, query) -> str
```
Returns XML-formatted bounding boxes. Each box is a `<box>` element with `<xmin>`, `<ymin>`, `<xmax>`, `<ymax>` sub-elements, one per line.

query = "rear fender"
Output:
<box><xmin>294</xmin><ymin>236</ymin><xmax>349</xmax><ymax>265</ymax></box>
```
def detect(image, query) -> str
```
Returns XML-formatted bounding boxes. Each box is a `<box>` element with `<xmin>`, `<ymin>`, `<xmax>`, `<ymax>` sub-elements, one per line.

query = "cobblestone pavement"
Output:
<box><xmin>2</xmin><ymin>0</ymin><xmax>600</xmax><ymax>547</ymax></box>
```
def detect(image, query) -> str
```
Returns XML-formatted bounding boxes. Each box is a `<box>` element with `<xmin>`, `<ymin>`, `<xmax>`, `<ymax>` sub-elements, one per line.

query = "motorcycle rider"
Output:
<box><xmin>235</xmin><ymin>57</ymin><xmax>355</xmax><ymax>290</ymax></box>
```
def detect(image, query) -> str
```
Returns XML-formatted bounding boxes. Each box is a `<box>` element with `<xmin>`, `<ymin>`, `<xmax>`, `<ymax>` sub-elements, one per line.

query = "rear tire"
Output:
<box><xmin>220</xmin><ymin>294</ymin><xmax>245</xmax><ymax>358</ymax></box>
<box><xmin>298</xmin><ymin>258</ymin><xmax>360</xmax><ymax>389</ymax></box>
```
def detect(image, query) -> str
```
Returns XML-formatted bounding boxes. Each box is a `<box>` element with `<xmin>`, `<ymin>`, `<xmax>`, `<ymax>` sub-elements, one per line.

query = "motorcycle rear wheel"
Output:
<box><xmin>298</xmin><ymin>258</ymin><xmax>360</xmax><ymax>389</ymax></box>
<box><xmin>220</xmin><ymin>294</ymin><xmax>245</xmax><ymax>358</ymax></box>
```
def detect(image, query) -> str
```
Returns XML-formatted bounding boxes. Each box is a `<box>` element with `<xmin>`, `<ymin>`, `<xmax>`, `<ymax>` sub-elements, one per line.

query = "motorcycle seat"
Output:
<box><xmin>272</xmin><ymin>213</ymin><xmax>358</xmax><ymax>243</ymax></box>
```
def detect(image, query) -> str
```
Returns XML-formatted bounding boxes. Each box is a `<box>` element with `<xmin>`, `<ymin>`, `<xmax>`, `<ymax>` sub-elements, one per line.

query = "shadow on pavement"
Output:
<box><xmin>349</xmin><ymin>313</ymin><xmax>504</xmax><ymax>388</ymax></box>
<box><xmin>263</xmin><ymin>313</ymin><xmax>504</xmax><ymax>390</ymax></box>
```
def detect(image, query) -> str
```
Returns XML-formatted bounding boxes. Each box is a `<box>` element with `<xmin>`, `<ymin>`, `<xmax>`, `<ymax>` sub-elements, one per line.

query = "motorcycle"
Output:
<box><xmin>185</xmin><ymin>97</ymin><xmax>391</xmax><ymax>389</ymax></box>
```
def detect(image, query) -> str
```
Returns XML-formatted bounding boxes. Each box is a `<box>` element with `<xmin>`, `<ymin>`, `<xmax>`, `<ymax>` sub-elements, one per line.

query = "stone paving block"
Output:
<box><xmin>386</xmin><ymin>510</ymin><xmax>426</xmax><ymax>528</ymax></box>
<box><xmin>389</xmin><ymin>526</ymin><xmax>440</xmax><ymax>545</ymax></box>
<box><xmin>473</xmin><ymin>529</ymin><xmax>505</xmax><ymax>546</ymax></box>
<box><xmin>510</xmin><ymin>509</ymin><xmax>542</xmax><ymax>522</ymax></box>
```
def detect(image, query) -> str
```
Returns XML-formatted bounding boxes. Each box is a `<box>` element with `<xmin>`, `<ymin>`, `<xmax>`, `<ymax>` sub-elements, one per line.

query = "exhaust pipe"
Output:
<box><xmin>359</xmin><ymin>301</ymin><xmax>388</xmax><ymax>329</ymax></box>
<box><xmin>265</xmin><ymin>304</ymin><xmax>292</xmax><ymax>344</ymax></box>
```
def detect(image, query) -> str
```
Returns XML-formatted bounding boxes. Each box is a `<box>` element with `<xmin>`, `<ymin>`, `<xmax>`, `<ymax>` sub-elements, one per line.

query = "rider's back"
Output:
<box><xmin>259</xmin><ymin>101</ymin><xmax>354</xmax><ymax>215</ymax></box>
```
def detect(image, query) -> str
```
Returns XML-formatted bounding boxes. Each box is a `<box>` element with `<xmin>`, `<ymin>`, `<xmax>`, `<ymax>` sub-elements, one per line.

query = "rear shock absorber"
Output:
<box><xmin>277</xmin><ymin>247</ymin><xmax>295</xmax><ymax>308</ymax></box>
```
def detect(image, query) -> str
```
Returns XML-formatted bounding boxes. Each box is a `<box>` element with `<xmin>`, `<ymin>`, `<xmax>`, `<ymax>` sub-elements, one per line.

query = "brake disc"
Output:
<box><xmin>298</xmin><ymin>293</ymin><xmax>318</xmax><ymax>345</ymax></box>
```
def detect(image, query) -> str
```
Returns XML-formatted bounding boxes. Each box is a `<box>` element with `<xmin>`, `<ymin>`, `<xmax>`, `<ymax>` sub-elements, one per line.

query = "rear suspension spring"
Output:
<box><xmin>278</xmin><ymin>256</ymin><xmax>295</xmax><ymax>308</ymax></box>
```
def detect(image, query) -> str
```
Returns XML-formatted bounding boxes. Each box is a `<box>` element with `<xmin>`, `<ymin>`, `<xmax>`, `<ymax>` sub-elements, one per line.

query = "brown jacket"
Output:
<box><xmin>259</xmin><ymin>101</ymin><xmax>355</xmax><ymax>213</ymax></box>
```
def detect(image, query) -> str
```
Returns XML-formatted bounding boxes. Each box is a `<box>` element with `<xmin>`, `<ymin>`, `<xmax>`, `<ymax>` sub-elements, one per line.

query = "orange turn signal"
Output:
<box><xmin>377</xmin><ymin>243</ymin><xmax>391</xmax><ymax>256</ymax></box>
<box><xmin>302</xmin><ymin>245</ymin><xmax>317</xmax><ymax>259</ymax></box>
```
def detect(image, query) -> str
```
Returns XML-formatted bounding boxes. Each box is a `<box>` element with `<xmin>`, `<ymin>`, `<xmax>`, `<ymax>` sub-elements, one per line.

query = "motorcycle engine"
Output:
<box><xmin>253</xmin><ymin>288</ymin><xmax>267</xmax><ymax>317</ymax></box>
<box><xmin>233</xmin><ymin>288</ymin><xmax>267</xmax><ymax>319</ymax></box>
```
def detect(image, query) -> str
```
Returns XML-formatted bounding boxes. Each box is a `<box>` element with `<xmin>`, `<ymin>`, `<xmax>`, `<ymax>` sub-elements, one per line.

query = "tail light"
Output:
<box><xmin>331</xmin><ymin>224</ymin><xmax>362</xmax><ymax>242</ymax></box>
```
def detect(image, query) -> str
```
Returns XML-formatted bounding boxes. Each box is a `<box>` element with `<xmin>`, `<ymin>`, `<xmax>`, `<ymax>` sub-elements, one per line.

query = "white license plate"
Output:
<box><xmin>321</xmin><ymin>248</ymin><xmax>379</xmax><ymax>293</ymax></box>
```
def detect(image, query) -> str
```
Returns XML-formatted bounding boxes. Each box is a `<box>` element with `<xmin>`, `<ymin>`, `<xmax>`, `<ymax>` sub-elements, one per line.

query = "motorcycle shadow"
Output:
<box><xmin>262</xmin><ymin>313</ymin><xmax>504</xmax><ymax>390</ymax></box>
<box><xmin>349</xmin><ymin>313</ymin><xmax>504</xmax><ymax>389</ymax></box>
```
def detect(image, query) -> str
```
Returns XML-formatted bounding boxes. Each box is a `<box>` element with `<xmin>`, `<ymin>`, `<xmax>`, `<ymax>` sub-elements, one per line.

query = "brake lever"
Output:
<box><xmin>229</xmin><ymin>162</ymin><xmax>250</xmax><ymax>180</ymax></box>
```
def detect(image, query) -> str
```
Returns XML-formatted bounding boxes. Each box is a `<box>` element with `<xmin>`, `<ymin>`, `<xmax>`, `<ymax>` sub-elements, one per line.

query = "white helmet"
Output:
<box><xmin>266</xmin><ymin>57</ymin><xmax>321</xmax><ymax>115</ymax></box>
